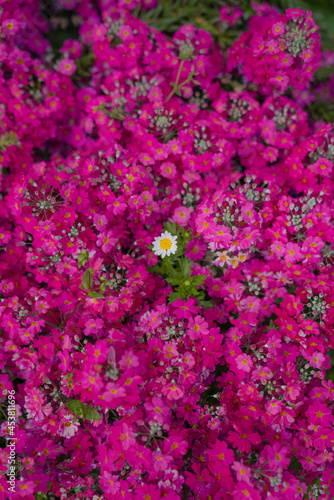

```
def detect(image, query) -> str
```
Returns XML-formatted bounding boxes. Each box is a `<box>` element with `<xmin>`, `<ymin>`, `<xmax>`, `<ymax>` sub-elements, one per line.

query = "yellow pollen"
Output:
<box><xmin>160</xmin><ymin>238</ymin><xmax>172</xmax><ymax>250</ymax></box>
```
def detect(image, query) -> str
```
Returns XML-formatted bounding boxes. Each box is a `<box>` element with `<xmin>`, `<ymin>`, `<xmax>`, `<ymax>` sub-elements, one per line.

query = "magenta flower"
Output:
<box><xmin>58</xmin><ymin>58</ymin><xmax>76</xmax><ymax>76</ymax></box>
<box><xmin>152</xmin><ymin>451</ymin><xmax>173</xmax><ymax>471</ymax></box>
<box><xmin>208</xmin><ymin>440</ymin><xmax>234</xmax><ymax>466</ymax></box>
<box><xmin>232</xmin><ymin>481</ymin><xmax>261</xmax><ymax>500</ymax></box>
<box><xmin>100</xmin><ymin>471</ymin><xmax>121</xmax><ymax>495</ymax></box>
<box><xmin>187</xmin><ymin>315</ymin><xmax>209</xmax><ymax>339</ymax></box>
<box><xmin>235</xmin><ymin>354</ymin><xmax>253</xmax><ymax>373</ymax></box>
<box><xmin>185</xmin><ymin>239</ymin><xmax>207</xmax><ymax>261</ymax></box>
<box><xmin>144</xmin><ymin>397</ymin><xmax>168</xmax><ymax>423</ymax></box>
<box><xmin>227</xmin><ymin>425</ymin><xmax>261</xmax><ymax>453</ymax></box>
<box><xmin>1</xmin><ymin>3</ymin><xmax>334</xmax><ymax>498</ymax></box>
<box><xmin>59</xmin><ymin>415</ymin><xmax>79</xmax><ymax>438</ymax></box>
<box><xmin>171</xmin><ymin>298</ymin><xmax>198</xmax><ymax>320</ymax></box>
<box><xmin>306</xmin><ymin>403</ymin><xmax>334</xmax><ymax>427</ymax></box>
<box><xmin>162</xmin><ymin>383</ymin><xmax>184</xmax><ymax>401</ymax></box>
<box><xmin>173</xmin><ymin>205</ymin><xmax>191</xmax><ymax>226</ymax></box>
<box><xmin>96</xmin><ymin>231</ymin><xmax>117</xmax><ymax>253</ymax></box>
<box><xmin>231</xmin><ymin>461</ymin><xmax>251</xmax><ymax>483</ymax></box>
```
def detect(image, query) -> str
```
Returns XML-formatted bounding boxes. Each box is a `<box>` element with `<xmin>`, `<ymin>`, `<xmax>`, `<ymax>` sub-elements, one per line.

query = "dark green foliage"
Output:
<box><xmin>135</xmin><ymin>0</ymin><xmax>254</xmax><ymax>48</ymax></box>
<box><xmin>65</xmin><ymin>399</ymin><xmax>102</xmax><ymax>422</ymax></box>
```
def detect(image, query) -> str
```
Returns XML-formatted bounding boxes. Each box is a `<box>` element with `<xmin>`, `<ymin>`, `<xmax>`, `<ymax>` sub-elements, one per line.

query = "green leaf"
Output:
<box><xmin>179</xmin><ymin>257</ymin><xmax>192</xmax><ymax>277</ymax></box>
<box><xmin>314</xmin><ymin>65</ymin><xmax>334</xmax><ymax>82</ymax></box>
<box><xmin>35</xmin><ymin>493</ymin><xmax>48</xmax><ymax>500</ymax></box>
<box><xmin>191</xmin><ymin>275</ymin><xmax>206</xmax><ymax>286</ymax></box>
<box><xmin>165</xmin><ymin>274</ymin><xmax>183</xmax><ymax>286</ymax></box>
<box><xmin>0</xmin><ymin>131</ymin><xmax>18</xmax><ymax>152</ymax></box>
<box><xmin>289</xmin><ymin>456</ymin><xmax>303</xmax><ymax>472</ymax></box>
<box><xmin>168</xmin><ymin>291</ymin><xmax>185</xmax><ymax>303</ymax></box>
<box><xmin>83</xmin><ymin>406</ymin><xmax>102</xmax><ymax>423</ymax></box>
<box><xmin>80</xmin><ymin>53</ymin><xmax>95</xmax><ymax>67</ymax></box>
<box><xmin>147</xmin><ymin>263</ymin><xmax>162</xmax><ymax>274</ymax></box>
<box><xmin>197</xmin><ymin>298</ymin><xmax>214</xmax><ymax>308</ymax></box>
<box><xmin>309</xmin><ymin>99</ymin><xmax>334</xmax><ymax>123</ymax></box>
<box><xmin>164</xmin><ymin>221</ymin><xmax>177</xmax><ymax>234</ymax></box>
<box><xmin>66</xmin><ymin>399</ymin><xmax>102</xmax><ymax>423</ymax></box>
<box><xmin>88</xmin><ymin>290</ymin><xmax>105</xmax><ymax>299</ymax></box>
<box><xmin>82</xmin><ymin>268</ymin><xmax>93</xmax><ymax>290</ymax></box>
<box><xmin>78</xmin><ymin>250</ymin><xmax>89</xmax><ymax>268</ymax></box>
<box><xmin>65</xmin><ymin>400</ymin><xmax>85</xmax><ymax>422</ymax></box>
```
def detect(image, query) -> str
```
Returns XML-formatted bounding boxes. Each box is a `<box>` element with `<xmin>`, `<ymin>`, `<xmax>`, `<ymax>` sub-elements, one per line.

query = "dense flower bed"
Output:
<box><xmin>1</xmin><ymin>1</ymin><xmax>334</xmax><ymax>499</ymax></box>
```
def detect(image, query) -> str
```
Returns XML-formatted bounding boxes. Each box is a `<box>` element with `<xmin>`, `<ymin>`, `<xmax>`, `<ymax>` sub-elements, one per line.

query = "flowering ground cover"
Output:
<box><xmin>1</xmin><ymin>0</ymin><xmax>334</xmax><ymax>499</ymax></box>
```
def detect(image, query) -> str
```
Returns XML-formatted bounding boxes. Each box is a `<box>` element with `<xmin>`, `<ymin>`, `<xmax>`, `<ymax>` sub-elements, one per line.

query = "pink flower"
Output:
<box><xmin>208</xmin><ymin>440</ymin><xmax>234</xmax><ymax>466</ymax></box>
<box><xmin>84</xmin><ymin>318</ymin><xmax>104</xmax><ymax>335</ymax></box>
<box><xmin>231</xmin><ymin>461</ymin><xmax>251</xmax><ymax>483</ymax></box>
<box><xmin>27</xmin><ymin>318</ymin><xmax>45</xmax><ymax>334</ymax></box>
<box><xmin>100</xmin><ymin>471</ymin><xmax>120</xmax><ymax>495</ymax></box>
<box><xmin>161</xmin><ymin>383</ymin><xmax>184</xmax><ymax>400</ymax></box>
<box><xmin>173</xmin><ymin>205</ymin><xmax>191</xmax><ymax>226</ymax></box>
<box><xmin>103</xmin><ymin>382</ymin><xmax>126</xmax><ymax>403</ymax></box>
<box><xmin>118</xmin><ymin>423</ymin><xmax>135</xmax><ymax>451</ymax></box>
<box><xmin>284</xmin><ymin>242</ymin><xmax>303</xmax><ymax>263</ymax></box>
<box><xmin>306</xmin><ymin>403</ymin><xmax>334</xmax><ymax>427</ymax></box>
<box><xmin>17</xmin><ymin>481</ymin><xmax>35</xmax><ymax>497</ymax></box>
<box><xmin>270</xmin><ymin>240</ymin><xmax>285</xmax><ymax>257</ymax></box>
<box><xmin>266</xmin><ymin>443</ymin><xmax>290</xmax><ymax>470</ymax></box>
<box><xmin>164</xmin><ymin>434</ymin><xmax>188</xmax><ymax>457</ymax></box>
<box><xmin>57</xmin><ymin>351</ymin><xmax>71</xmax><ymax>373</ymax></box>
<box><xmin>108</xmin><ymin>196</ymin><xmax>127</xmax><ymax>216</ymax></box>
<box><xmin>313</xmin><ymin>428</ymin><xmax>334</xmax><ymax>450</ymax></box>
<box><xmin>58</xmin><ymin>58</ymin><xmax>76</xmax><ymax>75</ymax></box>
<box><xmin>171</xmin><ymin>298</ymin><xmax>198</xmax><ymax>320</ymax></box>
<box><xmin>311</xmin><ymin>158</ymin><xmax>333</xmax><ymax>176</ymax></box>
<box><xmin>266</xmin><ymin>399</ymin><xmax>283</xmax><ymax>415</ymax></box>
<box><xmin>227</xmin><ymin>426</ymin><xmax>261</xmax><ymax>453</ymax></box>
<box><xmin>235</xmin><ymin>354</ymin><xmax>253</xmax><ymax>372</ymax></box>
<box><xmin>134</xmin><ymin>483</ymin><xmax>162</xmax><ymax>499</ymax></box>
<box><xmin>187</xmin><ymin>315</ymin><xmax>209</xmax><ymax>339</ymax></box>
<box><xmin>276</xmin><ymin>406</ymin><xmax>296</xmax><ymax>426</ymax></box>
<box><xmin>308</xmin><ymin>351</ymin><xmax>325</xmax><ymax>369</ymax></box>
<box><xmin>272</xmin><ymin>21</ymin><xmax>285</xmax><ymax>37</ymax></box>
<box><xmin>299</xmin><ymin>449</ymin><xmax>323</xmax><ymax>472</ymax></box>
<box><xmin>93</xmin><ymin>213</ymin><xmax>108</xmax><ymax>230</ymax></box>
<box><xmin>284</xmin><ymin>383</ymin><xmax>300</xmax><ymax>402</ymax></box>
<box><xmin>185</xmin><ymin>239</ymin><xmax>207</xmax><ymax>261</ymax></box>
<box><xmin>96</xmin><ymin>231</ymin><xmax>117</xmax><ymax>253</ymax></box>
<box><xmin>36</xmin><ymin>439</ymin><xmax>60</xmax><ymax>465</ymax></box>
<box><xmin>152</xmin><ymin>451</ymin><xmax>173</xmax><ymax>471</ymax></box>
<box><xmin>232</xmin><ymin>481</ymin><xmax>261</xmax><ymax>500</ymax></box>
<box><xmin>59</xmin><ymin>415</ymin><xmax>79</xmax><ymax>438</ymax></box>
<box><xmin>119</xmin><ymin>350</ymin><xmax>139</xmax><ymax>370</ymax></box>
<box><xmin>144</xmin><ymin>397</ymin><xmax>167</xmax><ymax>423</ymax></box>
<box><xmin>80</xmin><ymin>371</ymin><xmax>103</xmax><ymax>392</ymax></box>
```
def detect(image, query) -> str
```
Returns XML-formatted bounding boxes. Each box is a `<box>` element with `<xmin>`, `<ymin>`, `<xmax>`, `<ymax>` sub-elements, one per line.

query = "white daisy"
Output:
<box><xmin>152</xmin><ymin>231</ymin><xmax>177</xmax><ymax>258</ymax></box>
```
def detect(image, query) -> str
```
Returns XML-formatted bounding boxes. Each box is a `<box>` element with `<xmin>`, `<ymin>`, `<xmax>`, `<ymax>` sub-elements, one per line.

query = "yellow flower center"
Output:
<box><xmin>160</xmin><ymin>238</ymin><xmax>172</xmax><ymax>250</ymax></box>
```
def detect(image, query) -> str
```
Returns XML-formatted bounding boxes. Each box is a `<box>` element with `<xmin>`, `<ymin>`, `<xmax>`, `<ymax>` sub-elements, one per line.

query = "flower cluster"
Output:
<box><xmin>227</xmin><ymin>3</ymin><xmax>322</xmax><ymax>94</ymax></box>
<box><xmin>0</xmin><ymin>1</ymin><xmax>334</xmax><ymax>500</ymax></box>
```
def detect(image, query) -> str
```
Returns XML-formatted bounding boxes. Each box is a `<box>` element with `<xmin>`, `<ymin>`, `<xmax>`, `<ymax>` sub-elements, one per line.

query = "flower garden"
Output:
<box><xmin>1</xmin><ymin>0</ymin><xmax>334</xmax><ymax>498</ymax></box>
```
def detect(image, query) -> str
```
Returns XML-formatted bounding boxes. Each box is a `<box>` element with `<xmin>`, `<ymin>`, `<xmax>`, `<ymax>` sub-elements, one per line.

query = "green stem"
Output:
<box><xmin>164</xmin><ymin>255</ymin><xmax>174</xmax><ymax>276</ymax></box>
<box><xmin>45</xmin><ymin>321</ymin><xmax>58</xmax><ymax>328</ymax></box>
<box><xmin>63</xmin><ymin>293</ymin><xmax>88</xmax><ymax>325</ymax></box>
<box><xmin>165</xmin><ymin>59</ymin><xmax>185</xmax><ymax>103</ymax></box>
